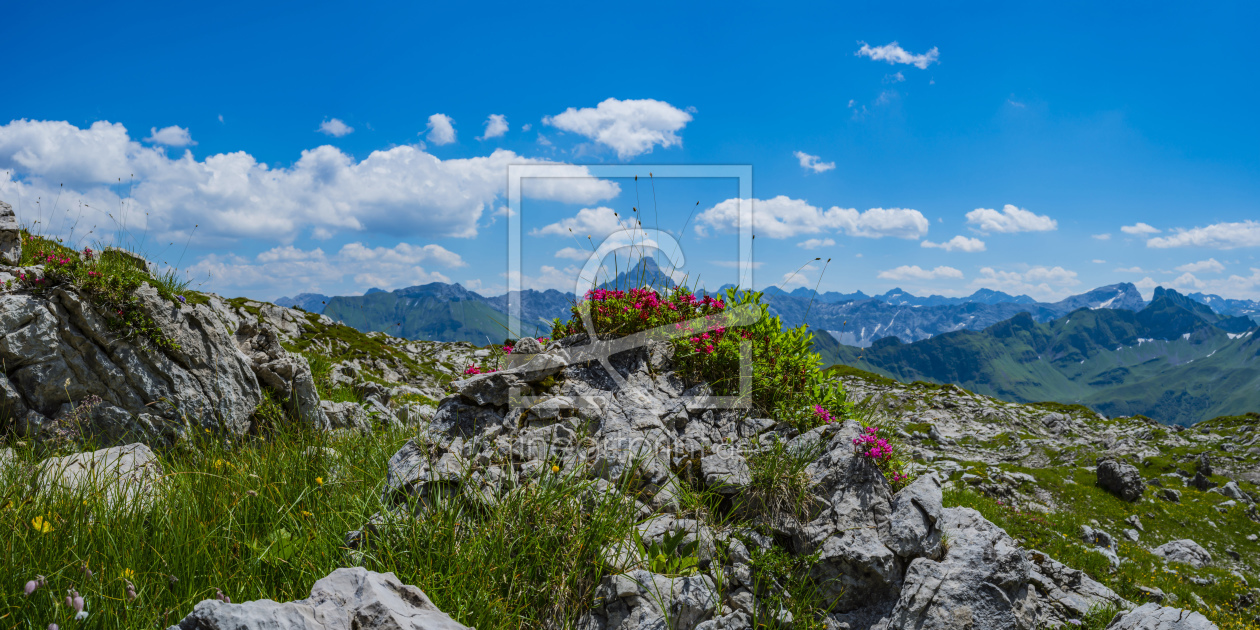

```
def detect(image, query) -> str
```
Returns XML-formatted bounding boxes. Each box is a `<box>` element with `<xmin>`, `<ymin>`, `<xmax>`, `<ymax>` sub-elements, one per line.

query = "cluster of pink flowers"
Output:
<box><xmin>463</xmin><ymin>364</ymin><xmax>497</xmax><ymax>376</ymax></box>
<box><xmin>502</xmin><ymin>344</ymin><xmax>514</xmax><ymax>355</ymax></box>
<box><xmin>814</xmin><ymin>404</ymin><xmax>834</xmax><ymax>424</ymax></box>
<box><xmin>82</xmin><ymin>247</ymin><xmax>94</xmax><ymax>260</ymax></box>
<box><xmin>585</xmin><ymin>287</ymin><xmax>725</xmax><ymax>312</ymax></box>
<box><xmin>584</xmin><ymin>288</ymin><xmax>629</xmax><ymax>302</ymax></box>
<box><xmin>687</xmin><ymin>326</ymin><xmax>726</xmax><ymax>354</ymax></box>
<box><xmin>555</xmin><ymin>285</ymin><xmax>741</xmax><ymax>353</ymax></box>
<box><xmin>852</xmin><ymin>426</ymin><xmax>893</xmax><ymax>463</ymax></box>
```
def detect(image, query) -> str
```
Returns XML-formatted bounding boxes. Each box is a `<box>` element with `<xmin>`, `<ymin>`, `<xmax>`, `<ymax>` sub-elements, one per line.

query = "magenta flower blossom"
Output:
<box><xmin>814</xmin><ymin>405</ymin><xmax>834</xmax><ymax>424</ymax></box>
<box><xmin>853</xmin><ymin>426</ymin><xmax>894</xmax><ymax>463</ymax></box>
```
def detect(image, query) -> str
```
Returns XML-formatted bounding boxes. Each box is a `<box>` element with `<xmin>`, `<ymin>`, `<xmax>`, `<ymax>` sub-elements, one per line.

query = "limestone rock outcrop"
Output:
<box><xmin>0</xmin><ymin>283</ymin><xmax>260</xmax><ymax>446</ymax></box>
<box><xmin>166</xmin><ymin>567</ymin><xmax>468</xmax><ymax>630</ymax></box>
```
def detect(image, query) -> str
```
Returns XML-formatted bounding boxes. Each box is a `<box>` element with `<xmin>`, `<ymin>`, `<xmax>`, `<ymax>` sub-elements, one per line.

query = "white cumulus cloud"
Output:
<box><xmin>425</xmin><ymin>114</ymin><xmax>456</xmax><ymax>145</ymax></box>
<box><xmin>855</xmin><ymin>41</ymin><xmax>940</xmax><ymax>69</ymax></box>
<box><xmin>532</xmin><ymin>207</ymin><xmax>627</xmax><ymax>240</ymax></box>
<box><xmin>920</xmin><ymin>235</ymin><xmax>986</xmax><ymax>252</ymax></box>
<box><xmin>1092</xmin><ymin>233</ymin><xmax>1111</xmax><ymax>240</ymax></box>
<box><xmin>338</xmin><ymin>241</ymin><xmax>465</xmax><ymax>268</ymax></box>
<box><xmin>0</xmin><ymin>119</ymin><xmax>618</xmax><ymax>244</ymax></box>
<box><xmin>1168</xmin><ymin>272</ymin><xmax>1205</xmax><ymax>290</ymax></box>
<box><xmin>1133</xmin><ymin>277</ymin><xmax>1159</xmax><ymax>297</ymax></box>
<box><xmin>972</xmin><ymin>266</ymin><xmax>1080</xmax><ymax>300</ymax></box>
<box><xmin>877</xmin><ymin>265</ymin><xmax>963</xmax><ymax>281</ymax></box>
<box><xmin>189</xmin><ymin>241</ymin><xmax>463</xmax><ymax>297</ymax></box>
<box><xmin>696</xmin><ymin>196</ymin><xmax>929</xmax><ymax>240</ymax></box>
<box><xmin>1135</xmin><ymin>267</ymin><xmax>1260</xmax><ymax>301</ymax></box>
<box><xmin>555</xmin><ymin>247</ymin><xmax>592</xmax><ymax>261</ymax></box>
<box><xmin>317</xmin><ymin>118</ymin><xmax>354</xmax><ymax>137</ymax></box>
<box><xmin>479</xmin><ymin>114</ymin><xmax>508</xmax><ymax>140</ymax></box>
<box><xmin>1146</xmin><ymin>221</ymin><xmax>1260</xmax><ymax>249</ymax></box>
<box><xmin>145</xmin><ymin>125</ymin><xmax>196</xmax><ymax>146</ymax></box>
<box><xmin>966</xmin><ymin>205</ymin><xmax>1057</xmax><ymax>234</ymax></box>
<box><xmin>794</xmin><ymin>151</ymin><xmax>835</xmax><ymax>173</ymax></box>
<box><xmin>508</xmin><ymin>264</ymin><xmax>585</xmax><ymax>292</ymax></box>
<box><xmin>1120</xmin><ymin>222</ymin><xmax>1160</xmax><ymax>235</ymax></box>
<box><xmin>797</xmin><ymin>238</ymin><xmax>835</xmax><ymax>250</ymax></box>
<box><xmin>544</xmin><ymin>98</ymin><xmax>692</xmax><ymax>159</ymax></box>
<box><xmin>780</xmin><ymin>264</ymin><xmax>820</xmax><ymax>288</ymax></box>
<box><xmin>1176</xmin><ymin>258</ymin><xmax>1224</xmax><ymax>273</ymax></box>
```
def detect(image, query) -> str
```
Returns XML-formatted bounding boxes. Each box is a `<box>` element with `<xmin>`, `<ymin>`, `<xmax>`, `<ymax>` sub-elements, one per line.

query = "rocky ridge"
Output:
<box><xmin>0</xmin><ymin>257</ymin><xmax>482</xmax><ymax>446</ymax></box>
<box><xmin>330</xmin><ymin>335</ymin><xmax>1234</xmax><ymax>629</ymax></box>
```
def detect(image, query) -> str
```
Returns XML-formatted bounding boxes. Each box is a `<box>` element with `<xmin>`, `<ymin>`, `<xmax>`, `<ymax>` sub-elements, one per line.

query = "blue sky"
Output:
<box><xmin>2</xmin><ymin>1</ymin><xmax>1259</xmax><ymax>301</ymax></box>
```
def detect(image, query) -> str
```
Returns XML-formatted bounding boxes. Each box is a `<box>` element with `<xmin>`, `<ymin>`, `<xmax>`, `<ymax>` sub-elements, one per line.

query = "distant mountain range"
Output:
<box><xmin>1186</xmin><ymin>292</ymin><xmax>1260</xmax><ymax>321</ymax></box>
<box><xmin>747</xmin><ymin>282</ymin><xmax>1149</xmax><ymax>347</ymax></box>
<box><xmin>754</xmin><ymin>285</ymin><xmax>1039</xmax><ymax>307</ymax></box>
<box><xmin>824</xmin><ymin>287</ymin><xmax>1260</xmax><ymax>425</ymax></box>
<box><xmin>275</xmin><ymin>258</ymin><xmax>674</xmax><ymax>343</ymax></box>
<box><xmin>277</xmin><ymin>257</ymin><xmax>1259</xmax><ymax>352</ymax></box>
<box><xmin>321</xmin><ymin>282</ymin><xmax>554</xmax><ymax>345</ymax></box>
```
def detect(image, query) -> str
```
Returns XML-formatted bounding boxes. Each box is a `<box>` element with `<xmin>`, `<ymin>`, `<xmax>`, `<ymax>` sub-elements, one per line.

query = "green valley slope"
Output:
<box><xmin>323</xmin><ymin>283</ymin><xmax>513</xmax><ymax>345</ymax></box>
<box><xmin>826</xmin><ymin>287</ymin><xmax>1260</xmax><ymax>424</ymax></box>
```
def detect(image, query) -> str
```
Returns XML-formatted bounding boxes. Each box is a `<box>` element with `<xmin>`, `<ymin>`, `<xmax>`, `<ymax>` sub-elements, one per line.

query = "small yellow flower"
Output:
<box><xmin>121</xmin><ymin>568</ymin><xmax>135</xmax><ymax>580</ymax></box>
<box><xmin>300</xmin><ymin>510</ymin><xmax>313</xmax><ymax>518</ymax></box>
<box><xmin>315</xmin><ymin>477</ymin><xmax>323</xmax><ymax>486</ymax></box>
<box><xmin>32</xmin><ymin>515</ymin><xmax>53</xmax><ymax>533</ymax></box>
<box><xmin>214</xmin><ymin>459</ymin><xmax>225</xmax><ymax>471</ymax></box>
<box><xmin>551</xmin><ymin>465</ymin><xmax>560</xmax><ymax>473</ymax></box>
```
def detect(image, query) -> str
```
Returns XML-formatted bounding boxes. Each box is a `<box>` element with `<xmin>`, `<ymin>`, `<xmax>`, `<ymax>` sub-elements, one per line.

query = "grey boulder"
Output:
<box><xmin>1081</xmin><ymin>525</ymin><xmax>1121</xmax><ymax>568</ymax></box>
<box><xmin>886</xmin><ymin>474</ymin><xmax>944</xmax><ymax>560</ymax></box>
<box><xmin>1152</xmin><ymin>539</ymin><xmax>1212</xmax><ymax>569</ymax></box>
<box><xmin>1105</xmin><ymin>602</ymin><xmax>1217</xmax><ymax>629</ymax></box>
<box><xmin>0</xmin><ymin>200</ymin><xmax>19</xmax><ymax>264</ymax></box>
<box><xmin>1027</xmin><ymin>550</ymin><xmax>1131</xmax><ymax>625</ymax></box>
<box><xmin>320</xmin><ymin>401</ymin><xmax>371</xmax><ymax>433</ymax></box>
<box><xmin>582</xmin><ymin>569</ymin><xmax>718</xmax><ymax>630</ymax></box>
<box><xmin>1216</xmin><ymin>481</ymin><xmax>1251</xmax><ymax>503</ymax></box>
<box><xmin>37</xmin><ymin>443</ymin><xmax>164</xmax><ymax>508</ymax></box>
<box><xmin>1189</xmin><ymin>472</ymin><xmax>1218</xmax><ymax>492</ymax></box>
<box><xmin>699</xmin><ymin>447</ymin><xmax>751</xmax><ymax>495</ymax></box>
<box><xmin>429</xmin><ymin>397</ymin><xmax>507</xmax><ymax>439</ymax></box>
<box><xmin>234</xmin><ymin>320</ymin><xmax>327</xmax><ymax>429</ymax></box>
<box><xmin>167</xmin><ymin>567</ymin><xmax>467</xmax><ymax>630</ymax></box>
<box><xmin>513</xmin><ymin>336</ymin><xmax>545</xmax><ymax>355</ymax></box>
<box><xmin>1097</xmin><ymin>459</ymin><xmax>1145</xmax><ymax>502</ymax></box>
<box><xmin>450</xmin><ymin>371</ymin><xmax>525</xmax><ymax>406</ymax></box>
<box><xmin>885</xmin><ymin>507</ymin><xmax>1037</xmax><ymax>630</ymax></box>
<box><xmin>0</xmin><ymin>285</ymin><xmax>261</xmax><ymax>445</ymax></box>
